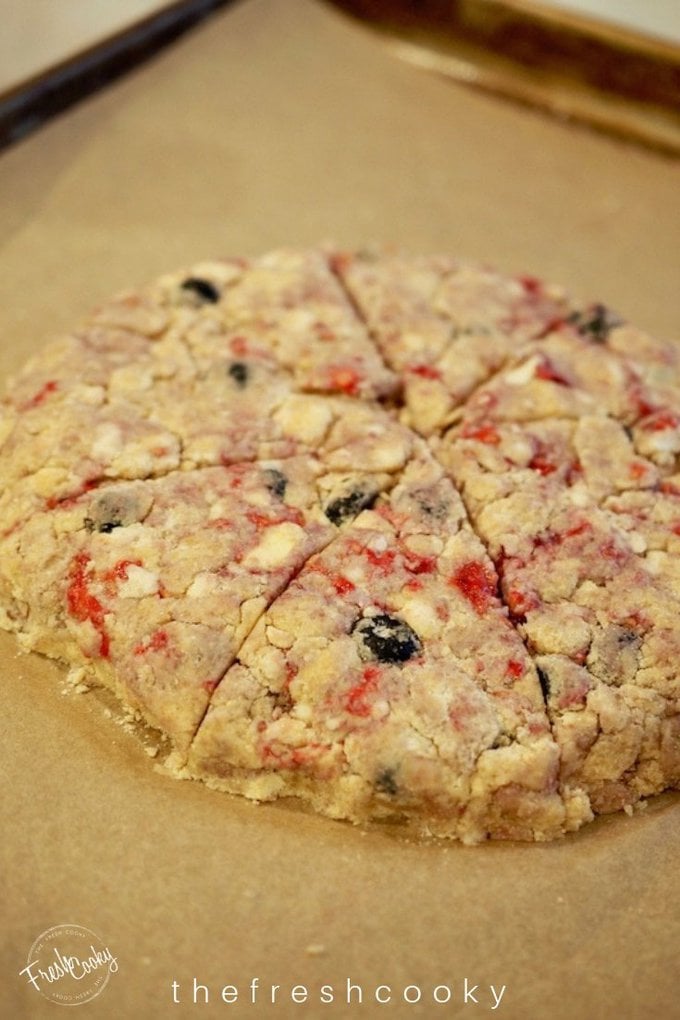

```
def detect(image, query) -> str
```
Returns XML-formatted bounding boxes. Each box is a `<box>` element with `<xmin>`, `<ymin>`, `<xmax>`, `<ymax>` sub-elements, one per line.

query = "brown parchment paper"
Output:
<box><xmin>1</xmin><ymin>2</ymin><xmax>679</xmax><ymax>1018</ymax></box>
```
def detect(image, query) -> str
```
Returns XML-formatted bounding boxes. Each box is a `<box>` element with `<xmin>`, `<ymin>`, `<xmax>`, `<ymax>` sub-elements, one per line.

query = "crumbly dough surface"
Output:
<box><xmin>1</xmin><ymin>246</ymin><xmax>678</xmax><ymax>842</ymax></box>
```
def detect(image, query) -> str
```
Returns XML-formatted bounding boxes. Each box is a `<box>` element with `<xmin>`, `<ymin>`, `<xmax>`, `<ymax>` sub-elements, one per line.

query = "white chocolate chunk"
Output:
<box><xmin>243</xmin><ymin>523</ymin><xmax>306</xmax><ymax>570</ymax></box>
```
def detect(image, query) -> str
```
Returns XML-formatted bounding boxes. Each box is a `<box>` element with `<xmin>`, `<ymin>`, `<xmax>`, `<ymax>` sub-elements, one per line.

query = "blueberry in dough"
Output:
<box><xmin>569</xmin><ymin>304</ymin><xmax>622</xmax><ymax>343</ymax></box>
<box><xmin>352</xmin><ymin>614</ymin><xmax>422</xmax><ymax>664</ymax></box>
<box><xmin>375</xmin><ymin>768</ymin><xmax>399</xmax><ymax>796</ymax></box>
<box><xmin>414</xmin><ymin>493</ymin><xmax>450</xmax><ymax>521</ymax></box>
<box><xmin>324</xmin><ymin>488</ymin><xmax>378</xmax><ymax>526</ymax></box>
<box><xmin>263</xmin><ymin>469</ymin><xmax>287</xmax><ymax>499</ymax></box>
<box><xmin>83</xmin><ymin>485</ymin><xmax>151</xmax><ymax>533</ymax></box>
<box><xmin>228</xmin><ymin>361</ymin><xmax>249</xmax><ymax>388</ymax></box>
<box><xmin>180</xmin><ymin>277</ymin><xmax>220</xmax><ymax>303</ymax></box>
<box><xmin>536</xmin><ymin>665</ymin><xmax>551</xmax><ymax>700</ymax></box>
<box><xmin>84</xmin><ymin>517</ymin><xmax>122</xmax><ymax>534</ymax></box>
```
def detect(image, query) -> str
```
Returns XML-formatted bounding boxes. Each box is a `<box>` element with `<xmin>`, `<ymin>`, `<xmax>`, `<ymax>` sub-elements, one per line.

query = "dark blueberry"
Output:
<box><xmin>568</xmin><ymin>304</ymin><xmax>623</xmax><ymax>343</ymax></box>
<box><xmin>616</xmin><ymin>627</ymin><xmax>640</xmax><ymax>648</ymax></box>
<box><xmin>84</xmin><ymin>514</ymin><xmax>123</xmax><ymax>534</ymax></box>
<box><xmin>375</xmin><ymin>768</ymin><xmax>398</xmax><ymax>796</ymax></box>
<box><xmin>324</xmin><ymin>489</ymin><xmax>378</xmax><ymax>526</ymax></box>
<box><xmin>415</xmin><ymin>493</ymin><xmax>450</xmax><ymax>521</ymax></box>
<box><xmin>84</xmin><ymin>485</ymin><xmax>151</xmax><ymax>533</ymax></box>
<box><xmin>536</xmin><ymin>665</ymin><xmax>551</xmax><ymax>700</ymax></box>
<box><xmin>180</xmin><ymin>277</ymin><xmax>220</xmax><ymax>304</ymax></box>
<box><xmin>352</xmin><ymin>614</ymin><xmax>422</xmax><ymax>665</ymax></box>
<box><xmin>228</xmin><ymin>361</ymin><xmax>249</xmax><ymax>387</ymax></box>
<box><xmin>264</xmin><ymin>469</ymin><xmax>287</xmax><ymax>499</ymax></box>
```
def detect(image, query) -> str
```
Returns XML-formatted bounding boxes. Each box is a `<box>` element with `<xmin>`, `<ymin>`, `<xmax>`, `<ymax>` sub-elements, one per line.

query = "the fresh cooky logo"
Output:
<box><xmin>20</xmin><ymin>924</ymin><xmax>118</xmax><ymax>1005</ymax></box>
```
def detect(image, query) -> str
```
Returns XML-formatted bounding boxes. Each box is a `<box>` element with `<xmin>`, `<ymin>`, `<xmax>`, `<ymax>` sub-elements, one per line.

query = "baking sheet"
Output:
<box><xmin>0</xmin><ymin>0</ymin><xmax>180</xmax><ymax>98</ymax></box>
<box><xmin>1</xmin><ymin>1</ymin><xmax>679</xmax><ymax>1017</ymax></box>
<box><xmin>330</xmin><ymin>0</ymin><xmax>680</xmax><ymax>154</ymax></box>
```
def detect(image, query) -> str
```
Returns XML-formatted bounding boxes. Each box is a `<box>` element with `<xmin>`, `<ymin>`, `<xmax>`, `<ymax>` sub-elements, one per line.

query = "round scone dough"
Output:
<box><xmin>1</xmin><ymin>246</ymin><xmax>678</xmax><ymax>842</ymax></box>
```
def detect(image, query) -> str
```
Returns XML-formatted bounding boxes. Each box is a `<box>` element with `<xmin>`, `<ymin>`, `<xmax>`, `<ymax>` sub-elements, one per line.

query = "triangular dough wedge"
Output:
<box><xmin>333</xmin><ymin>250</ymin><xmax>571</xmax><ymax>434</ymax></box>
<box><xmin>0</xmin><ymin>386</ymin><xmax>421</xmax><ymax>750</ymax></box>
<box><xmin>1</xmin><ymin>461</ymin><xmax>337</xmax><ymax>751</ymax></box>
<box><xmin>438</xmin><ymin>341</ymin><xmax>680</xmax><ymax>813</ymax></box>
<box><xmin>188</xmin><ymin>449</ymin><xmax>590</xmax><ymax>842</ymax></box>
